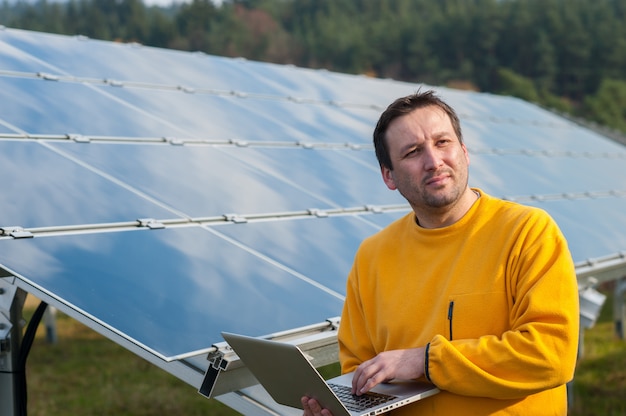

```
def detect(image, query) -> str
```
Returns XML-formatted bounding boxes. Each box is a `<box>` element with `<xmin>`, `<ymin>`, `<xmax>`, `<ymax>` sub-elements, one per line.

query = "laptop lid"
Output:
<box><xmin>221</xmin><ymin>332</ymin><xmax>439</xmax><ymax>416</ymax></box>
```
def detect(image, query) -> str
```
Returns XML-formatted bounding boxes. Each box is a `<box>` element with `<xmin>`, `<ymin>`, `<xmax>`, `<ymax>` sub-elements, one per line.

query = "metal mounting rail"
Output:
<box><xmin>0</xmin><ymin>204</ymin><xmax>412</xmax><ymax>239</ymax></box>
<box><xmin>199</xmin><ymin>318</ymin><xmax>340</xmax><ymax>399</ymax></box>
<box><xmin>575</xmin><ymin>251</ymin><xmax>626</xmax><ymax>285</ymax></box>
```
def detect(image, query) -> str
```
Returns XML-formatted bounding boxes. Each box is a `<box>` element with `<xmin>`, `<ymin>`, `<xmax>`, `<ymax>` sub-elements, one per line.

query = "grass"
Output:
<box><xmin>569</xmin><ymin>285</ymin><xmax>626</xmax><ymax>416</ymax></box>
<box><xmin>17</xmin><ymin>290</ymin><xmax>626</xmax><ymax>415</ymax></box>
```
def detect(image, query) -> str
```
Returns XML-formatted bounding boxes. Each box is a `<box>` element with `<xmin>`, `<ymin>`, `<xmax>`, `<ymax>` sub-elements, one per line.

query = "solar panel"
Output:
<box><xmin>1</xmin><ymin>27</ymin><xmax>625</xmax><ymax>414</ymax></box>
<box><xmin>51</xmin><ymin>142</ymin><xmax>335</xmax><ymax>216</ymax></box>
<box><xmin>0</xmin><ymin>225</ymin><xmax>347</xmax><ymax>360</ymax></box>
<box><xmin>0</xmin><ymin>140</ymin><xmax>178</xmax><ymax>228</ymax></box>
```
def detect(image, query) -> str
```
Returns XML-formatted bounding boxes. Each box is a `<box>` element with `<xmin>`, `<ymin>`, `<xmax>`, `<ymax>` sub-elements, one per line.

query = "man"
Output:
<box><xmin>302</xmin><ymin>90</ymin><xmax>579</xmax><ymax>415</ymax></box>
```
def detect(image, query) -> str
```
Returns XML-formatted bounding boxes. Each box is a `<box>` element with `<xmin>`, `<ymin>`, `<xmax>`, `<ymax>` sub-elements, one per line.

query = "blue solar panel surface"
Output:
<box><xmin>0</xmin><ymin>28</ymin><xmax>625</xmax><ymax>363</ymax></box>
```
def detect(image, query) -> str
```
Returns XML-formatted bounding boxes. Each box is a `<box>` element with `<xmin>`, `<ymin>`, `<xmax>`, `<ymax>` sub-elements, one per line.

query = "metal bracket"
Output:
<box><xmin>224</xmin><ymin>214</ymin><xmax>248</xmax><ymax>224</ymax></box>
<box><xmin>37</xmin><ymin>72</ymin><xmax>60</xmax><ymax>81</ymax></box>
<box><xmin>308</xmin><ymin>209</ymin><xmax>329</xmax><ymax>218</ymax></box>
<box><xmin>578</xmin><ymin>277</ymin><xmax>607</xmax><ymax>329</ymax></box>
<box><xmin>177</xmin><ymin>85</ymin><xmax>196</xmax><ymax>94</ymax></box>
<box><xmin>199</xmin><ymin>318</ymin><xmax>341</xmax><ymax>399</ymax></box>
<box><xmin>136</xmin><ymin>218</ymin><xmax>165</xmax><ymax>229</ymax></box>
<box><xmin>365</xmin><ymin>205</ymin><xmax>383</xmax><ymax>213</ymax></box>
<box><xmin>169</xmin><ymin>139</ymin><xmax>185</xmax><ymax>146</ymax></box>
<box><xmin>105</xmin><ymin>79</ymin><xmax>124</xmax><ymax>87</ymax></box>
<box><xmin>68</xmin><ymin>134</ymin><xmax>91</xmax><ymax>143</ymax></box>
<box><xmin>0</xmin><ymin>226</ymin><xmax>33</xmax><ymax>239</ymax></box>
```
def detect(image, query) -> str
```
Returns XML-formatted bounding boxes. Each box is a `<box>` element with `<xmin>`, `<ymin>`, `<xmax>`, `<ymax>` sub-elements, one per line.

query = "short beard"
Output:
<box><xmin>415</xmin><ymin>174</ymin><xmax>467</xmax><ymax>209</ymax></box>
<box><xmin>421</xmin><ymin>190</ymin><xmax>460</xmax><ymax>208</ymax></box>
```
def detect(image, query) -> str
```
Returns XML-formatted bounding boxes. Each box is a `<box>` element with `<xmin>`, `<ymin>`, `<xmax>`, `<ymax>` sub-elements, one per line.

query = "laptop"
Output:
<box><xmin>222</xmin><ymin>332</ymin><xmax>440</xmax><ymax>416</ymax></box>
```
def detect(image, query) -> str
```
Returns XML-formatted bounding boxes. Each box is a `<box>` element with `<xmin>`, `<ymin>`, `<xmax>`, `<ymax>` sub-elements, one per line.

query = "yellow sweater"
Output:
<box><xmin>338</xmin><ymin>189</ymin><xmax>579</xmax><ymax>415</ymax></box>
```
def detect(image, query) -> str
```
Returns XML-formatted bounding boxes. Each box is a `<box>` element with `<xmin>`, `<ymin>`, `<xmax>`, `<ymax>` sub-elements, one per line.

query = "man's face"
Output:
<box><xmin>381</xmin><ymin>106</ymin><xmax>470</xmax><ymax>211</ymax></box>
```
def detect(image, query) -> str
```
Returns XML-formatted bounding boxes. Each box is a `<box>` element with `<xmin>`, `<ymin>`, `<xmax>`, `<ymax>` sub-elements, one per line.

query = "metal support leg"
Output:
<box><xmin>615</xmin><ymin>277</ymin><xmax>626</xmax><ymax>340</ymax></box>
<box><xmin>43</xmin><ymin>307</ymin><xmax>57</xmax><ymax>345</ymax></box>
<box><xmin>0</xmin><ymin>282</ymin><xmax>27</xmax><ymax>416</ymax></box>
<box><xmin>567</xmin><ymin>324</ymin><xmax>585</xmax><ymax>410</ymax></box>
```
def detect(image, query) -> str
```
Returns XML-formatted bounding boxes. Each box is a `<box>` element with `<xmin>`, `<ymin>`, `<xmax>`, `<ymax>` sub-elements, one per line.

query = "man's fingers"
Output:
<box><xmin>352</xmin><ymin>358</ymin><xmax>389</xmax><ymax>395</ymax></box>
<box><xmin>359</xmin><ymin>371</ymin><xmax>391</xmax><ymax>394</ymax></box>
<box><xmin>302</xmin><ymin>396</ymin><xmax>332</xmax><ymax>416</ymax></box>
<box><xmin>302</xmin><ymin>396</ymin><xmax>320</xmax><ymax>414</ymax></box>
<box><xmin>351</xmin><ymin>348</ymin><xmax>426</xmax><ymax>395</ymax></box>
<box><xmin>301</xmin><ymin>396</ymin><xmax>311</xmax><ymax>415</ymax></box>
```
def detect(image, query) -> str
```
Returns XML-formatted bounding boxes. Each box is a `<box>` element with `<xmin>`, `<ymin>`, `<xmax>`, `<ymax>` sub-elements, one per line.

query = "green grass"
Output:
<box><xmin>569</xmin><ymin>287</ymin><xmax>626</xmax><ymax>416</ymax></box>
<box><xmin>19</xmin><ymin>290</ymin><xmax>626</xmax><ymax>415</ymax></box>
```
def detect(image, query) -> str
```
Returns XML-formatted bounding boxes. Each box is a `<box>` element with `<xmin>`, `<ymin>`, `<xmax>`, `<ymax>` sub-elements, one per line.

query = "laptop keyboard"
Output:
<box><xmin>329</xmin><ymin>383</ymin><xmax>397</xmax><ymax>412</ymax></box>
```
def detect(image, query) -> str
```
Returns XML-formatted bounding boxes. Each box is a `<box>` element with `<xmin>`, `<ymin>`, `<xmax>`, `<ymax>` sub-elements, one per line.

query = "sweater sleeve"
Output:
<box><xmin>426</xmin><ymin>213</ymin><xmax>579</xmax><ymax>399</ymax></box>
<box><xmin>337</xmin><ymin>260</ymin><xmax>376</xmax><ymax>374</ymax></box>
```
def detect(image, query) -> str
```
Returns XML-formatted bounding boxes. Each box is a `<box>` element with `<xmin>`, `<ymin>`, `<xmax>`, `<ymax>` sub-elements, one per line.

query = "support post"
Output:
<box><xmin>43</xmin><ymin>307</ymin><xmax>57</xmax><ymax>344</ymax></box>
<box><xmin>0</xmin><ymin>285</ymin><xmax>26</xmax><ymax>416</ymax></box>
<box><xmin>614</xmin><ymin>277</ymin><xmax>626</xmax><ymax>340</ymax></box>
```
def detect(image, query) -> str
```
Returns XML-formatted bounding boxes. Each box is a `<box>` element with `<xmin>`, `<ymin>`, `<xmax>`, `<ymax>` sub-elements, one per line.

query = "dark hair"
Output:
<box><xmin>373</xmin><ymin>90</ymin><xmax>463</xmax><ymax>169</ymax></box>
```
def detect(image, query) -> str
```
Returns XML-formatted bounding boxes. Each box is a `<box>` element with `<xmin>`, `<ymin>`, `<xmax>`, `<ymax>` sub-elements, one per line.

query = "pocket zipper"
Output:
<box><xmin>448</xmin><ymin>301</ymin><xmax>455</xmax><ymax>340</ymax></box>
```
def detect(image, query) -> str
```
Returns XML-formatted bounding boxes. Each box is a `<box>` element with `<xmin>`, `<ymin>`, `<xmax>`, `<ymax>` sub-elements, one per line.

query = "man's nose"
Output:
<box><xmin>423</xmin><ymin>147</ymin><xmax>443</xmax><ymax>171</ymax></box>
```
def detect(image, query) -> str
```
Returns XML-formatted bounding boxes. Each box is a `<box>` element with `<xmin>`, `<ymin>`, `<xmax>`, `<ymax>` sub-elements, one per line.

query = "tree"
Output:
<box><xmin>494</xmin><ymin>67</ymin><xmax>540</xmax><ymax>103</ymax></box>
<box><xmin>583</xmin><ymin>79</ymin><xmax>626</xmax><ymax>133</ymax></box>
<box><xmin>173</xmin><ymin>0</ymin><xmax>217</xmax><ymax>51</ymax></box>
<box><xmin>552</xmin><ymin>0</ymin><xmax>592</xmax><ymax>99</ymax></box>
<box><xmin>467</xmin><ymin>0</ymin><xmax>502</xmax><ymax>91</ymax></box>
<box><xmin>530</xmin><ymin>30</ymin><xmax>557</xmax><ymax>93</ymax></box>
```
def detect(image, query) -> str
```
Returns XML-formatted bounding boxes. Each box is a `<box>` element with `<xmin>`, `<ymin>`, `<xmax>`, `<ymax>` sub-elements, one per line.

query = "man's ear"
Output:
<box><xmin>381</xmin><ymin>166</ymin><xmax>397</xmax><ymax>190</ymax></box>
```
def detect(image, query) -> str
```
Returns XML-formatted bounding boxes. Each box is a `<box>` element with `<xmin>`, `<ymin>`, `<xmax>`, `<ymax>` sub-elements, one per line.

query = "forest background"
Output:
<box><xmin>2</xmin><ymin>0</ymin><xmax>626</xmax><ymax>135</ymax></box>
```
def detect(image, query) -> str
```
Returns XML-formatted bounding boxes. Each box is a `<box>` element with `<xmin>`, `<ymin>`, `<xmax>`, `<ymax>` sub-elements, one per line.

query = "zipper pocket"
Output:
<box><xmin>447</xmin><ymin>301</ymin><xmax>455</xmax><ymax>340</ymax></box>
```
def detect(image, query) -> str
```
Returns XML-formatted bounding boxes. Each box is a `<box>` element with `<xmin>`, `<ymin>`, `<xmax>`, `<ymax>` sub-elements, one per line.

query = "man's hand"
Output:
<box><xmin>301</xmin><ymin>347</ymin><xmax>425</xmax><ymax>415</ymax></box>
<box><xmin>302</xmin><ymin>396</ymin><xmax>333</xmax><ymax>416</ymax></box>
<box><xmin>352</xmin><ymin>347</ymin><xmax>426</xmax><ymax>395</ymax></box>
